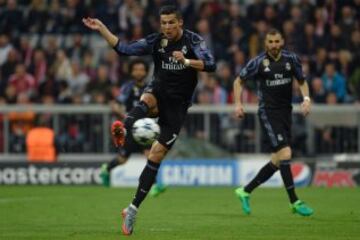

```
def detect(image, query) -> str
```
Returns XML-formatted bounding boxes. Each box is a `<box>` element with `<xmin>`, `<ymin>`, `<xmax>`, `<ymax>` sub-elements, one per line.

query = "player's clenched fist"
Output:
<box><xmin>235</xmin><ymin>104</ymin><xmax>245</xmax><ymax>119</ymax></box>
<box><xmin>172</xmin><ymin>51</ymin><xmax>185</xmax><ymax>63</ymax></box>
<box><xmin>301</xmin><ymin>99</ymin><xmax>311</xmax><ymax>117</ymax></box>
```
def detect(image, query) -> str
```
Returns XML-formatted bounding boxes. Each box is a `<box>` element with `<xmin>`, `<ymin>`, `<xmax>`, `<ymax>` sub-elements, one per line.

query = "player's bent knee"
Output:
<box><xmin>276</xmin><ymin>146</ymin><xmax>292</xmax><ymax>160</ymax></box>
<box><xmin>270</xmin><ymin>158</ymin><xmax>280</xmax><ymax>167</ymax></box>
<box><xmin>148</xmin><ymin>141</ymin><xmax>168</xmax><ymax>163</ymax></box>
<box><xmin>141</xmin><ymin>93</ymin><xmax>157</xmax><ymax>109</ymax></box>
<box><xmin>148</xmin><ymin>106</ymin><xmax>159</xmax><ymax>117</ymax></box>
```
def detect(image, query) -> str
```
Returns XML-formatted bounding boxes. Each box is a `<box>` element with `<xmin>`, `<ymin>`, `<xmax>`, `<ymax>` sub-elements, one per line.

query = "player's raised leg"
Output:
<box><xmin>111</xmin><ymin>93</ymin><xmax>157</xmax><ymax>147</ymax></box>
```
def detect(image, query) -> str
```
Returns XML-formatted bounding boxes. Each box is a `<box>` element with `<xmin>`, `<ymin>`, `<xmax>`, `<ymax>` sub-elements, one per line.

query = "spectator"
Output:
<box><xmin>45</xmin><ymin>0</ymin><xmax>63</xmax><ymax>33</ymax></box>
<box><xmin>311</xmin><ymin>77</ymin><xmax>327</xmax><ymax>103</ymax></box>
<box><xmin>339</xmin><ymin>5</ymin><xmax>356</xmax><ymax>41</ymax></box>
<box><xmin>8</xmin><ymin>64</ymin><xmax>36</xmax><ymax>97</ymax></box>
<box><xmin>68</xmin><ymin>61</ymin><xmax>89</xmax><ymax>96</ymax></box>
<box><xmin>53</xmin><ymin>49</ymin><xmax>72</xmax><ymax>82</ymax></box>
<box><xmin>349</xmin><ymin>67</ymin><xmax>360</xmax><ymax>101</ymax></box>
<box><xmin>0</xmin><ymin>34</ymin><xmax>13</xmax><ymax>66</ymax></box>
<box><xmin>349</xmin><ymin>30</ymin><xmax>360</xmax><ymax>62</ymax></box>
<box><xmin>67</xmin><ymin>33</ymin><xmax>87</xmax><ymax>62</ymax></box>
<box><xmin>0</xmin><ymin>48</ymin><xmax>19</xmax><ymax>95</ymax></box>
<box><xmin>232</xmin><ymin>49</ymin><xmax>246</xmax><ymax>76</ymax></box>
<box><xmin>57</xmin><ymin>80</ymin><xmax>72</xmax><ymax>104</ymax></box>
<box><xmin>216</xmin><ymin>61</ymin><xmax>234</xmax><ymax>102</ymax></box>
<box><xmin>26</xmin><ymin>0</ymin><xmax>47</xmax><ymax>33</ymax></box>
<box><xmin>337</xmin><ymin>50</ymin><xmax>353</xmax><ymax>78</ymax></box>
<box><xmin>8</xmin><ymin>93</ymin><xmax>35</xmax><ymax>153</ymax></box>
<box><xmin>44</xmin><ymin>36</ymin><xmax>59</xmax><ymax>69</ymax></box>
<box><xmin>274</xmin><ymin>0</ymin><xmax>291</xmax><ymax>22</ymax></box>
<box><xmin>82</xmin><ymin>50</ymin><xmax>97</xmax><ymax>81</ymax></box>
<box><xmin>311</xmin><ymin>48</ymin><xmax>328</xmax><ymax>77</ymax></box>
<box><xmin>196</xmin><ymin>73</ymin><xmax>227</xmax><ymax>105</ymax></box>
<box><xmin>0</xmin><ymin>0</ymin><xmax>23</xmax><ymax>35</ymax></box>
<box><xmin>326</xmin><ymin>24</ymin><xmax>346</xmax><ymax>60</ymax></box>
<box><xmin>196</xmin><ymin>18</ymin><xmax>214</xmax><ymax>56</ymax></box>
<box><xmin>322</xmin><ymin>63</ymin><xmax>347</xmax><ymax>102</ymax></box>
<box><xmin>86</xmin><ymin>65</ymin><xmax>112</xmax><ymax>102</ymax></box>
<box><xmin>19</xmin><ymin>36</ymin><xmax>33</xmax><ymax>68</ymax></box>
<box><xmin>298</xmin><ymin>0</ymin><xmax>315</xmax><ymax>23</ymax></box>
<box><xmin>246</xmin><ymin>0</ymin><xmax>267</xmax><ymax>22</ymax></box>
<box><xmin>103</xmin><ymin>50</ymin><xmax>123</xmax><ymax>85</ymax></box>
<box><xmin>29</xmin><ymin>49</ymin><xmax>47</xmax><ymax>86</ymax></box>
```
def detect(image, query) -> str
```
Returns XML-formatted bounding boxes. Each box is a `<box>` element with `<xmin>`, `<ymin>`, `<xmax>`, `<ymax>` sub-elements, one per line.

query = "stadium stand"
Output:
<box><xmin>0</xmin><ymin>0</ymin><xmax>359</xmax><ymax>154</ymax></box>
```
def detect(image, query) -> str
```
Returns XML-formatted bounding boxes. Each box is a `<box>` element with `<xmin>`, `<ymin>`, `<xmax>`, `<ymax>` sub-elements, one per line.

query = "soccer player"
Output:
<box><xmin>100</xmin><ymin>58</ymin><xmax>166</xmax><ymax>196</ymax></box>
<box><xmin>83</xmin><ymin>5</ymin><xmax>215</xmax><ymax>235</ymax></box>
<box><xmin>233</xmin><ymin>29</ymin><xmax>314</xmax><ymax>216</ymax></box>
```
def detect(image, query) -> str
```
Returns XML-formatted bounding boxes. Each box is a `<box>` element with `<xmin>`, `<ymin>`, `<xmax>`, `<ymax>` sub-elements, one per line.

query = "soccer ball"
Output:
<box><xmin>132</xmin><ymin>118</ymin><xmax>160</xmax><ymax>146</ymax></box>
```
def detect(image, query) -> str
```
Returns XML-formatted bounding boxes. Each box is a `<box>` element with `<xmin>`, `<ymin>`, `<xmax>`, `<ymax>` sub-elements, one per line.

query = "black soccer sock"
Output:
<box><xmin>244</xmin><ymin>161</ymin><xmax>278</xmax><ymax>193</ymax></box>
<box><xmin>279</xmin><ymin>160</ymin><xmax>298</xmax><ymax>204</ymax></box>
<box><xmin>132</xmin><ymin>160</ymin><xmax>160</xmax><ymax>208</ymax></box>
<box><xmin>106</xmin><ymin>155</ymin><xmax>127</xmax><ymax>172</ymax></box>
<box><xmin>106</xmin><ymin>158</ymin><xmax>119</xmax><ymax>172</ymax></box>
<box><xmin>124</xmin><ymin>101</ymin><xmax>149</xmax><ymax>130</ymax></box>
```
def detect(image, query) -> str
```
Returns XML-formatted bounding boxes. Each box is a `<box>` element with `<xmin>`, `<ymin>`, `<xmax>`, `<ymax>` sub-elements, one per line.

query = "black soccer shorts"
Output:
<box><xmin>144</xmin><ymin>82</ymin><xmax>190</xmax><ymax>149</ymax></box>
<box><xmin>258</xmin><ymin>108</ymin><xmax>292</xmax><ymax>152</ymax></box>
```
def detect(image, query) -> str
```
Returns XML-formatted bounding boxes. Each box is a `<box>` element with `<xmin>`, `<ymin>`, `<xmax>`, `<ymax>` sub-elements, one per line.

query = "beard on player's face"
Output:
<box><xmin>268</xmin><ymin>47</ymin><xmax>281</xmax><ymax>56</ymax></box>
<box><xmin>265</xmin><ymin>34</ymin><xmax>283</xmax><ymax>58</ymax></box>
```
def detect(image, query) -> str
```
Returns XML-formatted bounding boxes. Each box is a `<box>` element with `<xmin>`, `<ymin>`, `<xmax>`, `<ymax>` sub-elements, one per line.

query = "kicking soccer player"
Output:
<box><xmin>83</xmin><ymin>5</ymin><xmax>216</xmax><ymax>235</ymax></box>
<box><xmin>100</xmin><ymin>58</ymin><xmax>166</xmax><ymax>197</ymax></box>
<box><xmin>233</xmin><ymin>29</ymin><xmax>314</xmax><ymax>216</ymax></box>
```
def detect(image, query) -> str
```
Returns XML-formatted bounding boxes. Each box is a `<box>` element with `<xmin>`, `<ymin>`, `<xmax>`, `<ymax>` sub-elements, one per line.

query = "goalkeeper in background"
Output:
<box><xmin>100</xmin><ymin>58</ymin><xmax>166</xmax><ymax>197</ymax></box>
<box><xmin>233</xmin><ymin>29</ymin><xmax>314</xmax><ymax>217</ymax></box>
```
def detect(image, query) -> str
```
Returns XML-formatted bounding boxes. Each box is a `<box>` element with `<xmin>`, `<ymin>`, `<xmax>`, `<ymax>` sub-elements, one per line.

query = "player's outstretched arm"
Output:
<box><xmin>233</xmin><ymin>76</ymin><xmax>245</xmax><ymax>119</ymax></box>
<box><xmin>82</xmin><ymin>17</ymin><xmax>118</xmax><ymax>47</ymax></box>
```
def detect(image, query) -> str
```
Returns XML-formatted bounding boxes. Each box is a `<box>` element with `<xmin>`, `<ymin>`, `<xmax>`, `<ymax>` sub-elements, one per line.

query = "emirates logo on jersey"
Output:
<box><xmin>161</xmin><ymin>57</ymin><xmax>186</xmax><ymax>70</ymax></box>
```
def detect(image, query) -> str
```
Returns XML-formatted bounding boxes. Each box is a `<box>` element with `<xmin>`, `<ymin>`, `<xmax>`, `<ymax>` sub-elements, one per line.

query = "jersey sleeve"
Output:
<box><xmin>113</xmin><ymin>33</ymin><xmax>159</xmax><ymax>56</ymax></box>
<box><xmin>239</xmin><ymin>57</ymin><xmax>260</xmax><ymax>81</ymax></box>
<box><xmin>190</xmin><ymin>34</ymin><xmax>216</xmax><ymax>72</ymax></box>
<box><xmin>291</xmin><ymin>53</ymin><xmax>306</xmax><ymax>83</ymax></box>
<box><xmin>116</xmin><ymin>82</ymin><xmax>132</xmax><ymax>104</ymax></box>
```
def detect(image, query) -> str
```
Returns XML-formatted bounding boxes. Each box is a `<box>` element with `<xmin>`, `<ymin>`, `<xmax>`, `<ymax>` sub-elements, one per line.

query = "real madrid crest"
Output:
<box><xmin>160</xmin><ymin>38</ymin><xmax>168</xmax><ymax>48</ymax></box>
<box><xmin>285</xmin><ymin>62</ymin><xmax>291</xmax><ymax>71</ymax></box>
<box><xmin>263</xmin><ymin>58</ymin><xmax>270</xmax><ymax>72</ymax></box>
<box><xmin>158</xmin><ymin>38</ymin><xmax>168</xmax><ymax>53</ymax></box>
<box><xmin>181</xmin><ymin>45</ymin><xmax>188</xmax><ymax>55</ymax></box>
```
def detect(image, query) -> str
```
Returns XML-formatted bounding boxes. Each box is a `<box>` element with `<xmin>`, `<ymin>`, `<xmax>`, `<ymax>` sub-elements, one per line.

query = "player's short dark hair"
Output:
<box><xmin>159</xmin><ymin>5</ymin><xmax>182</xmax><ymax>19</ymax></box>
<box><xmin>266</xmin><ymin>28</ymin><xmax>283</xmax><ymax>37</ymax></box>
<box><xmin>129</xmin><ymin>58</ymin><xmax>149</xmax><ymax>73</ymax></box>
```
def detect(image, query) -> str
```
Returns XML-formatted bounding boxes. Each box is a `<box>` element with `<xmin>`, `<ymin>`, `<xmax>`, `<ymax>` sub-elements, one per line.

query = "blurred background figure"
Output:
<box><xmin>26</xmin><ymin>114</ymin><xmax>58</xmax><ymax>163</ymax></box>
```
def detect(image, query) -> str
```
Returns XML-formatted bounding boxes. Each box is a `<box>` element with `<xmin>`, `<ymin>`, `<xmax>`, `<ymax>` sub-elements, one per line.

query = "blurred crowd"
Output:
<box><xmin>0</xmin><ymin>0</ymin><xmax>359</xmax><ymax>154</ymax></box>
<box><xmin>0</xmin><ymin>0</ymin><xmax>359</xmax><ymax>107</ymax></box>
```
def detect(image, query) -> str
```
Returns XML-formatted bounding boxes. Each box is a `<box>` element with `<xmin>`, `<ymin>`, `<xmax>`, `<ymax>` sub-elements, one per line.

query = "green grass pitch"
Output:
<box><xmin>0</xmin><ymin>186</ymin><xmax>359</xmax><ymax>240</ymax></box>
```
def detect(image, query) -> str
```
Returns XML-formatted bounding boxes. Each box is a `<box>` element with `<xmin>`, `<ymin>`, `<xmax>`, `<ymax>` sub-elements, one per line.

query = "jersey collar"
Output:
<box><xmin>267</xmin><ymin>50</ymin><xmax>282</xmax><ymax>62</ymax></box>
